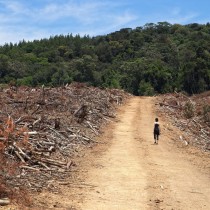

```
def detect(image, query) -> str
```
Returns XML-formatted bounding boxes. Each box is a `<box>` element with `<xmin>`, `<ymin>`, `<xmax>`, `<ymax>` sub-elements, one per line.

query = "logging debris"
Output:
<box><xmin>157</xmin><ymin>91</ymin><xmax>210</xmax><ymax>151</ymax></box>
<box><xmin>0</xmin><ymin>83</ymin><xmax>131</xmax><ymax>192</ymax></box>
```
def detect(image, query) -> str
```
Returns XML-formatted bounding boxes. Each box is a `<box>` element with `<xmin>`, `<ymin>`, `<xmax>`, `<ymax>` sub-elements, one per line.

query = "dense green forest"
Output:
<box><xmin>1</xmin><ymin>22</ymin><xmax>210</xmax><ymax>95</ymax></box>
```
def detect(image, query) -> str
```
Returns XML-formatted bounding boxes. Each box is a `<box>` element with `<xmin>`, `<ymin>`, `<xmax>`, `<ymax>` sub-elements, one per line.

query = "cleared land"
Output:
<box><xmin>79</xmin><ymin>97</ymin><xmax>210</xmax><ymax>210</ymax></box>
<box><xmin>4</xmin><ymin>96</ymin><xmax>210</xmax><ymax>210</ymax></box>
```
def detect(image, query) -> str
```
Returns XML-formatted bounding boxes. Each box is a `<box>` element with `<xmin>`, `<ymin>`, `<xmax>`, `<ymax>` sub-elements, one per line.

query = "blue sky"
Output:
<box><xmin>0</xmin><ymin>0</ymin><xmax>209</xmax><ymax>45</ymax></box>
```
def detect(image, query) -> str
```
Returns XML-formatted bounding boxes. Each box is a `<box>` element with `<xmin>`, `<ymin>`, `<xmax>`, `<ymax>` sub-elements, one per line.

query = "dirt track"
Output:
<box><xmin>8</xmin><ymin>96</ymin><xmax>210</xmax><ymax>210</ymax></box>
<box><xmin>79</xmin><ymin>97</ymin><xmax>210</xmax><ymax>210</ymax></box>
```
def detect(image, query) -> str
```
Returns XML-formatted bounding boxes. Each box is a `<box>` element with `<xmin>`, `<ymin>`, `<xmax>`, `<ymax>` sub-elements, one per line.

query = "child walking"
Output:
<box><xmin>154</xmin><ymin>118</ymin><xmax>160</xmax><ymax>144</ymax></box>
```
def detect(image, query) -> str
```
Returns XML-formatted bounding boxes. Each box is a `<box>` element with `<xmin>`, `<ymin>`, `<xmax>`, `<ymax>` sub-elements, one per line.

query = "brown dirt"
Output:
<box><xmin>4</xmin><ymin>96</ymin><xmax>210</xmax><ymax>210</ymax></box>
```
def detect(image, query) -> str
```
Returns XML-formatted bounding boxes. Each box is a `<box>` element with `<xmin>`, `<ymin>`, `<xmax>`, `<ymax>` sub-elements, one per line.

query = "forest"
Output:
<box><xmin>0</xmin><ymin>22</ymin><xmax>210</xmax><ymax>95</ymax></box>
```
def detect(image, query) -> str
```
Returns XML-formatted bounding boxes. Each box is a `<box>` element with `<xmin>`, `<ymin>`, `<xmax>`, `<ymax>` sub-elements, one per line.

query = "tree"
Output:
<box><xmin>0</xmin><ymin>54</ymin><xmax>9</xmax><ymax>82</ymax></box>
<box><xmin>138</xmin><ymin>80</ymin><xmax>155</xmax><ymax>96</ymax></box>
<box><xmin>102</xmin><ymin>68</ymin><xmax>120</xmax><ymax>88</ymax></box>
<box><xmin>0</xmin><ymin>22</ymin><xmax>210</xmax><ymax>95</ymax></box>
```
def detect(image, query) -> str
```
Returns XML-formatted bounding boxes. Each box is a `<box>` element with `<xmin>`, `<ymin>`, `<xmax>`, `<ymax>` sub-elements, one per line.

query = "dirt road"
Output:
<box><xmin>18</xmin><ymin>96</ymin><xmax>210</xmax><ymax>210</ymax></box>
<box><xmin>78</xmin><ymin>97</ymin><xmax>210</xmax><ymax>210</ymax></box>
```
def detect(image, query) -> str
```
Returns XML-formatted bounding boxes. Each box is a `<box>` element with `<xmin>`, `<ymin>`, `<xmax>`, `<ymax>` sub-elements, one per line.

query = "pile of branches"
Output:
<box><xmin>157</xmin><ymin>91</ymin><xmax>210</xmax><ymax>151</ymax></box>
<box><xmin>0</xmin><ymin>83</ymin><xmax>130</xmax><ymax>193</ymax></box>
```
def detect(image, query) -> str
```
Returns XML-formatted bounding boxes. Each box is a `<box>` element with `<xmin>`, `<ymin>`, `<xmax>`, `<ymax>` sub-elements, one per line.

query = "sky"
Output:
<box><xmin>0</xmin><ymin>0</ymin><xmax>209</xmax><ymax>45</ymax></box>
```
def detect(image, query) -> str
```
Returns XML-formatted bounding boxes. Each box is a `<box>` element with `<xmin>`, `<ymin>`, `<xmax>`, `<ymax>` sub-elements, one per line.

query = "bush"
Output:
<box><xmin>203</xmin><ymin>104</ymin><xmax>210</xmax><ymax>122</ymax></box>
<box><xmin>184</xmin><ymin>101</ymin><xmax>195</xmax><ymax>118</ymax></box>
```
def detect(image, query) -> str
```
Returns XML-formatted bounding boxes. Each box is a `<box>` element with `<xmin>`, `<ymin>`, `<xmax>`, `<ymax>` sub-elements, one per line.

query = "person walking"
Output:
<box><xmin>154</xmin><ymin>118</ymin><xmax>160</xmax><ymax>144</ymax></box>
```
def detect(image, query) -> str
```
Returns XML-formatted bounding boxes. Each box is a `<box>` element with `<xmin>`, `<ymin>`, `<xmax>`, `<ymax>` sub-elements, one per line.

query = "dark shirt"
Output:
<box><xmin>154</xmin><ymin>122</ymin><xmax>160</xmax><ymax>134</ymax></box>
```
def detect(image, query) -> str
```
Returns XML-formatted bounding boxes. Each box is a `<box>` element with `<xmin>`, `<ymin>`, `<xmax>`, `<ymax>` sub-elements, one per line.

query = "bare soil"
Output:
<box><xmin>4</xmin><ymin>96</ymin><xmax>210</xmax><ymax>210</ymax></box>
<box><xmin>79</xmin><ymin>97</ymin><xmax>210</xmax><ymax>210</ymax></box>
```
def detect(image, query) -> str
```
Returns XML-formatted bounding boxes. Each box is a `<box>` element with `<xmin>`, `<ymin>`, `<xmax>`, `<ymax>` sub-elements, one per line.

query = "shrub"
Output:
<box><xmin>184</xmin><ymin>101</ymin><xmax>195</xmax><ymax>118</ymax></box>
<box><xmin>203</xmin><ymin>104</ymin><xmax>210</xmax><ymax>122</ymax></box>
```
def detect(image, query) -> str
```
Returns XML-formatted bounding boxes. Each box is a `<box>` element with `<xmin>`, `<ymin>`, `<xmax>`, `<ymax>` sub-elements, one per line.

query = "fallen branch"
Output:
<box><xmin>0</xmin><ymin>198</ymin><xmax>10</xmax><ymax>206</ymax></box>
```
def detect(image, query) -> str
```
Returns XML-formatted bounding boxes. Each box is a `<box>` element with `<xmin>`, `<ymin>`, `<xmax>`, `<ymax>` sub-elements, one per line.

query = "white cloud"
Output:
<box><xmin>5</xmin><ymin>1</ymin><xmax>25</xmax><ymax>14</ymax></box>
<box><xmin>0</xmin><ymin>14</ymin><xmax>16</xmax><ymax>24</ymax></box>
<box><xmin>36</xmin><ymin>1</ymin><xmax>114</xmax><ymax>24</ymax></box>
<box><xmin>167</xmin><ymin>9</ymin><xmax>199</xmax><ymax>24</ymax></box>
<box><xmin>0</xmin><ymin>0</ymin><xmax>29</xmax><ymax>14</ymax></box>
<box><xmin>0</xmin><ymin>0</ymin><xmax>208</xmax><ymax>45</ymax></box>
<box><xmin>168</xmin><ymin>14</ymin><xmax>198</xmax><ymax>24</ymax></box>
<box><xmin>0</xmin><ymin>0</ymin><xmax>139</xmax><ymax>44</ymax></box>
<box><xmin>111</xmin><ymin>12</ymin><xmax>138</xmax><ymax>27</ymax></box>
<box><xmin>0</xmin><ymin>25</ymin><xmax>52</xmax><ymax>45</ymax></box>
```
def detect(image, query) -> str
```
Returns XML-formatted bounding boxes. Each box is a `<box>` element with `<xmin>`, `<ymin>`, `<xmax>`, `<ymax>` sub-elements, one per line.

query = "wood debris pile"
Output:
<box><xmin>157</xmin><ymin>91</ymin><xmax>210</xmax><ymax>151</ymax></box>
<box><xmin>0</xmin><ymin>83</ymin><xmax>130</xmax><ymax>192</ymax></box>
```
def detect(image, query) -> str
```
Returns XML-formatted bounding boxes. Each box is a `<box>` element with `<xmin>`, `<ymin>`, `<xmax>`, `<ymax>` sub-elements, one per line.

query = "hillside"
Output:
<box><xmin>0</xmin><ymin>85</ymin><xmax>210</xmax><ymax>209</ymax></box>
<box><xmin>157</xmin><ymin>91</ymin><xmax>210</xmax><ymax>151</ymax></box>
<box><xmin>0</xmin><ymin>83</ymin><xmax>130</xmax><ymax>207</ymax></box>
<box><xmin>1</xmin><ymin>22</ymin><xmax>210</xmax><ymax>95</ymax></box>
<box><xmin>2</xmin><ymin>95</ymin><xmax>209</xmax><ymax>209</ymax></box>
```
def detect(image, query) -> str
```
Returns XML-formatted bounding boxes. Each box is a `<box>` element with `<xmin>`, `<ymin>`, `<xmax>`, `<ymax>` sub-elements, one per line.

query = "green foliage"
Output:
<box><xmin>0</xmin><ymin>22</ymin><xmax>210</xmax><ymax>95</ymax></box>
<box><xmin>102</xmin><ymin>68</ymin><xmax>120</xmax><ymax>88</ymax></box>
<box><xmin>17</xmin><ymin>76</ymin><xmax>33</xmax><ymax>86</ymax></box>
<box><xmin>203</xmin><ymin>104</ymin><xmax>210</xmax><ymax>122</ymax></box>
<box><xmin>51</xmin><ymin>69</ymin><xmax>72</xmax><ymax>86</ymax></box>
<box><xmin>138</xmin><ymin>80</ymin><xmax>155</xmax><ymax>96</ymax></box>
